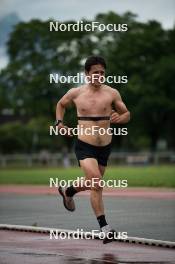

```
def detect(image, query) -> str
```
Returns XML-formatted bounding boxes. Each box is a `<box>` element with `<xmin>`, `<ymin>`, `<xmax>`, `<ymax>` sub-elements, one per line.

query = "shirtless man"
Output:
<box><xmin>55</xmin><ymin>56</ymin><xmax>130</xmax><ymax>243</ymax></box>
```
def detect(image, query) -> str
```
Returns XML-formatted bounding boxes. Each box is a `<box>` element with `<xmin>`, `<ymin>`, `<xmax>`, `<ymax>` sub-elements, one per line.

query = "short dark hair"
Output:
<box><xmin>84</xmin><ymin>55</ymin><xmax>106</xmax><ymax>72</ymax></box>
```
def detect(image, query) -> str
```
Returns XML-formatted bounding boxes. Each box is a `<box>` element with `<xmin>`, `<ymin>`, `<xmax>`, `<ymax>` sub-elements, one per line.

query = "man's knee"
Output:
<box><xmin>85</xmin><ymin>172</ymin><xmax>103</xmax><ymax>191</ymax></box>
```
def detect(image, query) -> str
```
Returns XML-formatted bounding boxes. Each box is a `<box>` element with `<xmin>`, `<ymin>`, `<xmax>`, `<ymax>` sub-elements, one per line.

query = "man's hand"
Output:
<box><xmin>111</xmin><ymin>89</ymin><xmax>130</xmax><ymax>124</ymax></box>
<box><xmin>110</xmin><ymin>110</ymin><xmax>130</xmax><ymax>124</ymax></box>
<box><xmin>110</xmin><ymin>110</ymin><xmax>120</xmax><ymax>123</ymax></box>
<box><xmin>57</xmin><ymin>123</ymin><xmax>73</xmax><ymax>137</ymax></box>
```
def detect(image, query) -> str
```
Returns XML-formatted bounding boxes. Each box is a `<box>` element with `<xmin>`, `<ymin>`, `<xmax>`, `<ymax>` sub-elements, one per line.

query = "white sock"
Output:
<box><xmin>101</xmin><ymin>224</ymin><xmax>111</xmax><ymax>234</ymax></box>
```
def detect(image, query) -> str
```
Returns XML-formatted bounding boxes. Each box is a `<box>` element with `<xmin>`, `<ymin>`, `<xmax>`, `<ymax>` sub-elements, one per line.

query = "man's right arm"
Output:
<box><xmin>56</xmin><ymin>88</ymin><xmax>77</xmax><ymax>122</ymax></box>
<box><xmin>55</xmin><ymin>88</ymin><xmax>78</xmax><ymax>137</ymax></box>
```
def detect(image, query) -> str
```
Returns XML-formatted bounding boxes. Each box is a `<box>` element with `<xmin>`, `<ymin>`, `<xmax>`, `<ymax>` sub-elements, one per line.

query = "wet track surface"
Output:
<box><xmin>0</xmin><ymin>230</ymin><xmax>175</xmax><ymax>264</ymax></box>
<box><xmin>0</xmin><ymin>189</ymin><xmax>175</xmax><ymax>263</ymax></box>
<box><xmin>0</xmin><ymin>193</ymin><xmax>175</xmax><ymax>241</ymax></box>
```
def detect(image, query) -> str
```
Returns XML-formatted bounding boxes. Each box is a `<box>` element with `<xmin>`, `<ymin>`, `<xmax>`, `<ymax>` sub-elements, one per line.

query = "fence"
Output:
<box><xmin>0</xmin><ymin>151</ymin><xmax>175</xmax><ymax>168</ymax></box>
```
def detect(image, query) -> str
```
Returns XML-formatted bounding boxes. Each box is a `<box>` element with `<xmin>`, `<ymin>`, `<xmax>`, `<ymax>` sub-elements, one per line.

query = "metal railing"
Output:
<box><xmin>0</xmin><ymin>151</ymin><xmax>175</xmax><ymax>167</ymax></box>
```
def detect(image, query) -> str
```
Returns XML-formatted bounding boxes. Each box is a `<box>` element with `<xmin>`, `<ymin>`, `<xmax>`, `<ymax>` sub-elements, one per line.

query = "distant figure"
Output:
<box><xmin>39</xmin><ymin>149</ymin><xmax>50</xmax><ymax>165</ymax></box>
<box><xmin>62</xmin><ymin>147</ymin><xmax>70</xmax><ymax>168</ymax></box>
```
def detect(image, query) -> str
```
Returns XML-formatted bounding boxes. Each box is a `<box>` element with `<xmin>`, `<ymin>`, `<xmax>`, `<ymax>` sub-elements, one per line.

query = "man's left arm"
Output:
<box><xmin>111</xmin><ymin>90</ymin><xmax>130</xmax><ymax>124</ymax></box>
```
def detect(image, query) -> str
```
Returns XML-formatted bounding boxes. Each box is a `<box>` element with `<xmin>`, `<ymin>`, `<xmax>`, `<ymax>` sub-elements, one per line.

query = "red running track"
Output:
<box><xmin>0</xmin><ymin>185</ymin><xmax>175</xmax><ymax>199</ymax></box>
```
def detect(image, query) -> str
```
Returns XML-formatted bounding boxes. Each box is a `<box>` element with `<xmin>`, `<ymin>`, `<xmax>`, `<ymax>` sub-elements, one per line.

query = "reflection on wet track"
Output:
<box><xmin>0</xmin><ymin>230</ymin><xmax>175</xmax><ymax>264</ymax></box>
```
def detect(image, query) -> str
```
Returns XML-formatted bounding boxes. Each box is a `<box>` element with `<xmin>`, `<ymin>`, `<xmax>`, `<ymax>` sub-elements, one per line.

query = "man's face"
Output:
<box><xmin>86</xmin><ymin>64</ymin><xmax>105</xmax><ymax>87</ymax></box>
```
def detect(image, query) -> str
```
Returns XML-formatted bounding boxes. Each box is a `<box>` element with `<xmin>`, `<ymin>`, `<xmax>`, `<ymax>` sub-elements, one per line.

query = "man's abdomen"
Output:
<box><xmin>77</xmin><ymin>121</ymin><xmax>112</xmax><ymax>146</ymax></box>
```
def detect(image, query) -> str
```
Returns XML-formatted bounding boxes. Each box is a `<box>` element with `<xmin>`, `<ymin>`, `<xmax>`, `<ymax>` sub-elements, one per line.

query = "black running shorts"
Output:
<box><xmin>74</xmin><ymin>139</ymin><xmax>112</xmax><ymax>167</ymax></box>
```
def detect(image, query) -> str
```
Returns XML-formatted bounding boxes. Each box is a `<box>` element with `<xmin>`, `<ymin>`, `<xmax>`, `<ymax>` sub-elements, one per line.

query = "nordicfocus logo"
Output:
<box><xmin>50</xmin><ymin>228</ymin><xmax>128</xmax><ymax>240</ymax></box>
<box><xmin>49</xmin><ymin>21</ymin><xmax>128</xmax><ymax>32</ymax></box>
<box><xmin>49</xmin><ymin>73</ymin><xmax>128</xmax><ymax>84</ymax></box>
<box><xmin>49</xmin><ymin>125</ymin><xmax>128</xmax><ymax>136</ymax></box>
<box><xmin>50</xmin><ymin>177</ymin><xmax>128</xmax><ymax>188</ymax></box>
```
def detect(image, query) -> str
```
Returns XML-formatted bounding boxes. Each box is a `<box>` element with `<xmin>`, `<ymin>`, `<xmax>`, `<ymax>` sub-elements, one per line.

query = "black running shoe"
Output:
<box><xmin>103</xmin><ymin>229</ymin><xmax>118</xmax><ymax>244</ymax></box>
<box><xmin>58</xmin><ymin>186</ymin><xmax>75</xmax><ymax>212</ymax></box>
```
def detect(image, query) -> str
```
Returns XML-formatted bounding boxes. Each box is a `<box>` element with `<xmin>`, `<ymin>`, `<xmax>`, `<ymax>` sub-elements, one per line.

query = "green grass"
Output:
<box><xmin>0</xmin><ymin>166</ymin><xmax>175</xmax><ymax>187</ymax></box>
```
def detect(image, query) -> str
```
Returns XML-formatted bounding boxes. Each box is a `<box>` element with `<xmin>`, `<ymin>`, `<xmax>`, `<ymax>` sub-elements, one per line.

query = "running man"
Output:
<box><xmin>55</xmin><ymin>56</ymin><xmax>130</xmax><ymax>243</ymax></box>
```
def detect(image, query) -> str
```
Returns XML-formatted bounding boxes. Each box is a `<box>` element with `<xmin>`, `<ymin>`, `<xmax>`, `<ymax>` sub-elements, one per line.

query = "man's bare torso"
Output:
<box><xmin>72</xmin><ymin>85</ymin><xmax>115</xmax><ymax>146</ymax></box>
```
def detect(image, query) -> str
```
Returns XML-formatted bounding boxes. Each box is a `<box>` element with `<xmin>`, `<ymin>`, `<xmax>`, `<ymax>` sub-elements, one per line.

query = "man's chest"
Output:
<box><xmin>74</xmin><ymin>93</ymin><xmax>112</xmax><ymax>114</ymax></box>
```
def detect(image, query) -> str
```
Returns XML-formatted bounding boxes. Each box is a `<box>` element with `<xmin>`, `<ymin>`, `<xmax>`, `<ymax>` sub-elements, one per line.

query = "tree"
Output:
<box><xmin>0</xmin><ymin>13</ymin><xmax>175</xmax><ymax>153</ymax></box>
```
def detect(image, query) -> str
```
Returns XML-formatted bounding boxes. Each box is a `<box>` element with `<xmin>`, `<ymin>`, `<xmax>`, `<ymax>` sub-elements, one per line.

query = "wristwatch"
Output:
<box><xmin>54</xmin><ymin>119</ymin><xmax>62</xmax><ymax>126</ymax></box>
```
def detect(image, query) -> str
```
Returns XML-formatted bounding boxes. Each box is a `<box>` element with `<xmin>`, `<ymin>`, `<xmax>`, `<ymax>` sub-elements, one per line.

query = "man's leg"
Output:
<box><xmin>79</xmin><ymin>159</ymin><xmax>116</xmax><ymax>244</ymax></box>
<box><xmin>98</xmin><ymin>164</ymin><xmax>106</xmax><ymax>177</ymax></box>
<box><xmin>58</xmin><ymin>158</ymin><xmax>102</xmax><ymax>211</ymax></box>
<box><xmin>66</xmin><ymin>159</ymin><xmax>105</xmax><ymax>193</ymax></box>
<box><xmin>62</xmin><ymin>159</ymin><xmax>105</xmax><ymax>213</ymax></box>
<box><xmin>80</xmin><ymin>158</ymin><xmax>104</xmax><ymax>217</ymax></box>
<box><xmin>76</xmin><ymin>159</ymin><xmax>111</xmax><ymax>234</ymax></box>
<box><xmin>91</xmin><ymin>165</ymin><xmax>110</xmax><ymax>231</ymax></box>
<box><xmin>59</xmin><ymin>158</ymin><xmax>117</xmax><ymax>243</ymax></box>
<box><xmin>64</xmin><ymin>160</ymin><xmax>106</xmax><ymax>216</ymax></box>
<box><xmin>95</xmin><ymin>164</ymin><xmax>106</xmax><ymax>217</ymax></box>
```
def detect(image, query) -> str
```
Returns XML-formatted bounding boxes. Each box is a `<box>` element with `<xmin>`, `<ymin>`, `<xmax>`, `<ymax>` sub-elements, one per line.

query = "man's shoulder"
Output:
<box><xmin>103</xmin><ymin>85</ymin><xmax>119</xmax><ymax>94</ymax></box>
<box><xmin>68</xmin><ymin>87</ymin><xmax>81</xmax><ymax>97</ymax></box>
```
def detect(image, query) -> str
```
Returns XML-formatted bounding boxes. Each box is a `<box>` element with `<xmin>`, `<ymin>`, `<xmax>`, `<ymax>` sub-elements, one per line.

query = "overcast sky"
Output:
<box><xmin>1</xmin><ymin>0</ymin><xmax>175</xmax><ymax>29</ymax></box>
<box><xmin>0</xmin><ymin>0</ymin><xmax>174</xmax><ymax>69</ymax></box>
